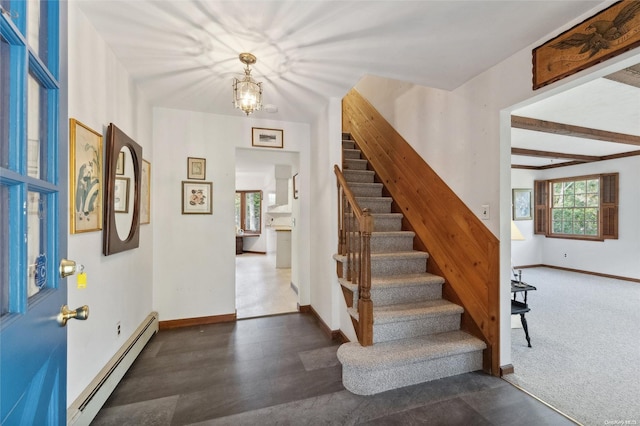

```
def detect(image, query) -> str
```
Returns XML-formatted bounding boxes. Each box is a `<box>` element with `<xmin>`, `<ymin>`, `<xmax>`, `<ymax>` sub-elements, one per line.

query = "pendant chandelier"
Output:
<box><xmin>232</xmin><ymin>53</ymin><xmax>263</xmax><ymax>116</ymax></box>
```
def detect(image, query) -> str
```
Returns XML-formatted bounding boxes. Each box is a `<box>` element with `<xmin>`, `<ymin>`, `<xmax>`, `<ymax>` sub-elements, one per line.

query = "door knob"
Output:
<box><xmin>57</xmin><ymin>304</ymin><xmax>89</xmax><ymax>327</ymax></box>
<box><xmin>59</xmin><ymin>259</ymin><xmax>76</xmax><ymax>278</ymax></box>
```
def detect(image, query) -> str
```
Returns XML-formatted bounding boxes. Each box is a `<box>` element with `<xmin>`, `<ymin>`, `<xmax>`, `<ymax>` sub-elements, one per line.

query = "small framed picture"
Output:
<box><xmin>182</xmin><ymin>181</ymin><xmax>212</xmax><ymax>215</ymax></box>
<box><xmin>187</xmin><ymin>157</ymin><xmax>206</xmax><ymax>180</ymax></box>
<box><xmin>141</xmin><ymin>159</ymin><xmax>151</xmax><ymax>224</ymax></box>
<box><xmin>116</xmin><ymin>151</ymin><xmax>125</xmax><ymax>175</ymax></box>
<box><xmin>252</xmin><ymin>127</ymin><xmax>283</xmax><ymax>149</ymax></box>
<box><xmin>293</xmin><ymin>173</ymin><xmax>299</xmax><ymax>199</ymax></box>
<box><xmin>512</xmin><ymin>188</ymin><xmax>532</xmax><ymax>221</ymax></box>
<box><xmin>114</xmin><ymin>177</ymin><xmax>130</xmax><ymax>213</ymax></box>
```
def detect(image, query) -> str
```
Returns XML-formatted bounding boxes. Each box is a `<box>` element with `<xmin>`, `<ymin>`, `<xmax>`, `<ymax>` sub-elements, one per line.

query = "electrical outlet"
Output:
<box><xmin>481</xmin><ymin>204</ymin><xmax>490</xmax><ymax>220</ymax></box>
<box><xmin>117</xmin><ymin>321</ymin><xmax>121</xmax><ymax>336</ymax></box>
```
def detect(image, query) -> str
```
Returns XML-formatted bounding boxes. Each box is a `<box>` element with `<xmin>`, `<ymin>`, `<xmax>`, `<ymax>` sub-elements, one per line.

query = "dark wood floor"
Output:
<box><xmin>92</xmin><ymin>313</ymin><xmax>575</xmax><ymax>425</ymax></box>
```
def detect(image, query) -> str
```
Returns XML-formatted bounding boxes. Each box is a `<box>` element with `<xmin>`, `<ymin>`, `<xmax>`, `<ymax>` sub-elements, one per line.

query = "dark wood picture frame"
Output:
<box><xmin>103</xmin><ymin>123</ymin><xmax>143</xmax><ymax>256</ymax></box>
<box><xmin>252</xmin><ymin>127</ymin><xmax>283</xmax><ymax>148</ymax></box>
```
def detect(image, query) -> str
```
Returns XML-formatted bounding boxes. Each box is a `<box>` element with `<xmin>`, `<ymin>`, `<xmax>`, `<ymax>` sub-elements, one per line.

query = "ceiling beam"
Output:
<box><xmin>511</xmin><ymin>115</ymin><xmax>640</xmax><ymax>146</ymax></box>
<box><xmin>511</xmin><ymin>149</ymin><xmax>640</xmax><ymax>170</ymax></box>
<box><xmin>511</xmin><ymin>147</ymin><xmax>599</xmax><ymax>162</ymax></box>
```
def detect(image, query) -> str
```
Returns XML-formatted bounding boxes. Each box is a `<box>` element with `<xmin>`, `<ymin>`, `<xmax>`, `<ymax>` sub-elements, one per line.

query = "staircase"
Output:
<box><xmin>335</xmin><ymin>133</ymin><xmax>487</xmax><ymax>395</ymax></box>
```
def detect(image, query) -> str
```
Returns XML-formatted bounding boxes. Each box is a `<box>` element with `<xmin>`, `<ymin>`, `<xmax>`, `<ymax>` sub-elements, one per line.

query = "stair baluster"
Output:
<box><xmin>335</xmin><ymin>165</ymin><xmax>373</xmax><ymax>346</ymax></box>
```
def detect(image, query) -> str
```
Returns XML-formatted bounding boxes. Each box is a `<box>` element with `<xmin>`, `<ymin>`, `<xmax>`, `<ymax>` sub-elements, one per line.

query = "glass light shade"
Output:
<box><xmin>233</xmin><ymin>74</ymin><xmax>262</xmax><ymax>116</ymax></box>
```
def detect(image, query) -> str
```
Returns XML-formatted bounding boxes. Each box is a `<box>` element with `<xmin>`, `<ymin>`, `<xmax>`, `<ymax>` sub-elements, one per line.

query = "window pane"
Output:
<box><xmin>244</xmin><ymin>192</ymin><xmax>261</xmax><ymax>233</ymax></box>
<box><xmin>563</xmin><ymin>195</ymin><xmax>574</xmax><ymax>207</ymax></box>
<box><xmin>1</xmin><ymin>185</ymin><xmax>8</xmax><ymax>315</ymax></box>
<box><xmin>585</xmin><ymin>208</ymin><xmax>598</xmax><ymax>222</ymax></box>
<box><xmin>27</xmin><ymin>0</ymin><xmax>49</xmax><ymax>63</ymax></box>
<box><xmin>0</xmin><ymin>37</ymin><xmax>9</xmax><ymax>169</ymax></box>
<box><xmin>563</xmin><ymin>181</ymin><xmax>575</xmax><ymax>195</ymax></box>
<box><xmin>585</xmin><ymin>222</ymin><xmax>598</xmax><ymax>236</ymax></box>
<box><xmin>27</xmin><ymin>191</ymin><xmax>48</xmax><ymax>298</ymax></box>
<box><xmin>27</xmin><ymin>72</ymin><xmax>48</xmax><ymax>180</ymax></box>
<box><xmin>235</xmin><ymin>193</ymin><xmax>241</xmax><ymax>232</ymax></box>
<box><xmin>549</xmin><ymin>177</ymin><xmax>601</xmax><ymax>237</ymax></box>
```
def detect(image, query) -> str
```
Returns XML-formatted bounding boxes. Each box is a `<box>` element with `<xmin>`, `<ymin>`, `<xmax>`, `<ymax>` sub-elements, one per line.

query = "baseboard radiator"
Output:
<box><xmin>67</xmin><ymin>311</ymin><xmax>159</xmax><ymax>426</ymax></box>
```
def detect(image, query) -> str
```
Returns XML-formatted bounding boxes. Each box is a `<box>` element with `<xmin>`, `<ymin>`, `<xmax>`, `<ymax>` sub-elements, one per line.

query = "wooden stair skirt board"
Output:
<box><xmin>334</xmin><ymin>129</ymin><xmax>488</xmax><ymax>395</ymax></box>
<box><xmin>340</xmin><ymin>91</ymin><xmax>499</xmax><ymax>376</ymax></box>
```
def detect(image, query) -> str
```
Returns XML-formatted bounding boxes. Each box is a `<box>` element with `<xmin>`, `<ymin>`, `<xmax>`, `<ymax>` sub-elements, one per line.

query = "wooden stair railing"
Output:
<box><xmin>342</xmin><ymin>89</ymin><xmax>500</xmax><ymax>375</ymax></box>
<box><xmin>335</xmin><ymin>165</ymin><xmax>373</xmax><ymax>346</ymax></box>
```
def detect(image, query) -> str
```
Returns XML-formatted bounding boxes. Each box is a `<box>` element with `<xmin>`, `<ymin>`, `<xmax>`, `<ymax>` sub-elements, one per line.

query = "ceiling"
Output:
<box><xmin>511</xmin><ymin>65</ymin><xmax>640</xmax><ymax>169</ymax></box>
<box><xmin>76</xmin><ymin>1</ymin><xmax>640</xmax><ymax>169</ymax></box>
<box><xmin>77</xmin><ymin>0</ymin><xmax>605</xmax><ymax>124</ymax></box>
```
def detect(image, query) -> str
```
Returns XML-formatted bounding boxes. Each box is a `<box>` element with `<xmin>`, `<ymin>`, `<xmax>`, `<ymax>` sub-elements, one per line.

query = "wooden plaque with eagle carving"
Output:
<box><xmin>533</xmin><ymin>0</ymin><xmax>640</xmax><ymax>90</ymax></box>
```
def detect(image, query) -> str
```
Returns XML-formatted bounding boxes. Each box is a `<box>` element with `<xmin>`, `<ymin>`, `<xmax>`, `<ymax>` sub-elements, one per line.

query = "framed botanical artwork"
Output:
<box><xmin>182</xmin><ymin>181</ymin><xmax>212</xmax><ymax>215</ymax></box>
<box><xmin>512</xmin><ymin>188</ymin><xmax>532</xmax><ymax>221</ymax></box>
<box><xmin>252</xmin><ymin>127</ymin><xmax>283</xmax><ymax>149</ymax></box>
<box><xmin>187</xmin><ymin>157</ymin><xmax>206</xmax><ymax>180</ymax></box>
<box><xmin>116</xmin><ymin>151</ymin><xmax>125</xmax><ymax>175</ymax></box>
<box><xmin>114</xmin><ymin>177</ymin><xmax>130</xmax><ymax>213</ymax></box>
<box><xmin>293</xmin><ymin>173</ymin><xmax>299</xmax><ymax>199</ymax></box>
<box><xmin>140</xmin><ymin>159</ymin><xmax>151</xmax><ymax>224</ymax></box>
<box><xmin>69</xmin><ymin>118</ymin><xmax>103</xmax><ymax>234</ymax></box>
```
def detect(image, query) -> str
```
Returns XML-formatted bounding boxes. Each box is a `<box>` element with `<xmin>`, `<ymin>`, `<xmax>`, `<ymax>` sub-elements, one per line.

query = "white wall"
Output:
<box><xmin>153</xmin><ymin>110</ymin><xmax>310</xmax><ymax>321</ymax></box>
<box><xmin>67</xmin><ymin>4</ymin><xmax>153</xmax><ymax>405</ymax></box>
<box><xmin>308</xmin><ymin>98</ymin><xmax>357</xmax><ymax>339</ymax></box>
<box><xmin>353</xmin><ymin>6</ymin><xmax>640</xmax><ymax>369</ymax></box>
<box><xmin>512</xmin><ymin>157</ymin><xmax>640</xmax><ymax>278</ymax></box>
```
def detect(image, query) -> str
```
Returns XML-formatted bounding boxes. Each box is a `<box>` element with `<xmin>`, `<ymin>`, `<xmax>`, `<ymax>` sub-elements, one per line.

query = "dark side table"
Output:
<box><xmin>511</xmin><ymin>280</ymin><xmax>537</xmax><ymax>348</ymax></box>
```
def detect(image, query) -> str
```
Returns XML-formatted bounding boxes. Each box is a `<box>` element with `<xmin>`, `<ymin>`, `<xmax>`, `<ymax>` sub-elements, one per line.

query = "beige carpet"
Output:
<box><xmin>504</xmin><ymin>267</ymin><xmax>640</xmax><ymax>425</ymax></box>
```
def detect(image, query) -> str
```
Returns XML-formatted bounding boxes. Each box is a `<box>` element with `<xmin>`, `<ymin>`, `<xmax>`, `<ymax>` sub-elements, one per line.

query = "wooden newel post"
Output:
<box><xmin>359</xmin><ymin>209</ymin><xmax>374</xmax><ymax>346</ymax></box>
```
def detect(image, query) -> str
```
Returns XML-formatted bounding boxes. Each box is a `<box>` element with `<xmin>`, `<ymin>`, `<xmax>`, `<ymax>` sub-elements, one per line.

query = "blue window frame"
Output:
<box><xmin>1</xmin><ymin>0</ymin><xmax>60</xmax><ymax>316</ymax></box>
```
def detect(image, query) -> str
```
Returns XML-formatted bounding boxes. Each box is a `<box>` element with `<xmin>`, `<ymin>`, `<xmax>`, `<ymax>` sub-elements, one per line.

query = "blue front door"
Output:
<box><xmin>1</xmin><ymin>0</ymin><xmax>68</xmax><ymax>423</ymax></box>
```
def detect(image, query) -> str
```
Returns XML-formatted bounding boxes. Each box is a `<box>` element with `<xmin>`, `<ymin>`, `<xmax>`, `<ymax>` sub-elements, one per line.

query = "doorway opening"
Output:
<box><xmin>505</xmin><ymin>60</ymin><xmax>640</xmax><ymax>424</ymax></box>
<box><xmin>235</xmin><ymin>148</ymin><xmax>299</xmax><ymax>319</ymax></box>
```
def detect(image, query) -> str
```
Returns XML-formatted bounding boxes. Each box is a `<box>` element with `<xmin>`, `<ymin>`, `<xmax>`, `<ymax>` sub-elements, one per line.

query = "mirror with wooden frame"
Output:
<box><xmin>103</xmin><ymin>123</ymin><xmax>142</xmax><ymax>255</ymax></box>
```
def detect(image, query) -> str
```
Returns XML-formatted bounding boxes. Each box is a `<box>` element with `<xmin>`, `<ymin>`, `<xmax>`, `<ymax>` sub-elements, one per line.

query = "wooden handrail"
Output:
<box><xmin>335</xmin><ymin>165</ymin><xmax>373</xmax><ymax>346</ymax></box>
<box><xmin>342</xmin><ymin>89</ymin><xmax>500</xmax><ymax>374</ymax></box>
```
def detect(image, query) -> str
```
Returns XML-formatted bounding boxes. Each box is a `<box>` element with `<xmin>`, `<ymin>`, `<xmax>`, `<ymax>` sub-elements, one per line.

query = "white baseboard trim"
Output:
<box><xmin>67</xmin><ymin>311</ymin><xmax>159</xmax><ymax>426</ymax></box>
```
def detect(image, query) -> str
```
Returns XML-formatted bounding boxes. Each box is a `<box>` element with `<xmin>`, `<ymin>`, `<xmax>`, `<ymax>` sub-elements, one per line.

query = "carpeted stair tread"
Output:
<box><xmin>334</xmin><ymin>250</ymin><xmax>428</xmax><ymax>263</ymax></box>
<box><xmin>339</xmin><ymin>273</ymin><xmax>443</xmax><ymax>293</ymax></box>
<box><xmin>343</xmin><ymin>148</ymin><xmax>362</xmax><ymax>159</ymax></box>
<box><xmin>343</xmin><ymin>158</ymin><xmax>368</xmax><ymax>170</ymax></box>
<box><xmin>373</xmin><ymin>299</ymin><xmax>462</xmax><ymax>322</ymax></box>
<box><xmin>348</xmin><ymin>299</ymin><xmax>462</xmax><ymax>324</ymax></box>
<box><xmin>344</xmin><ymin>169</ymin><xmax>376</xmax><ymax>183</ymax></box>
<box><xmin>337</xmin><ymin>330</ymin><xmax>486</xmax><ymax>370</ymax></box>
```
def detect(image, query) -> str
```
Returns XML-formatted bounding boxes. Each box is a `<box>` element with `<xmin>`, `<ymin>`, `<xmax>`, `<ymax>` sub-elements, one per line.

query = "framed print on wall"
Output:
<box><xmin>116</xmin><ymin>151</ymin><xmax>125</xmax><ymax>175</ymax></box>
<box><xmin>252</xmin><ymin>127</ymin><xmax>283</xmax><ymax>148</ymax></box>
<box><xmin>114</xmin><ymin>177</ymin><xmax>130</xmax><ymax>213</ymax></box>
<box><xmin>182</xmin><ymin>181</ymin><xmax>213</xmax><ymax>214</ymax></box>
<box><xmin>69</xmin><ymin>118</ymin><xmax>103</xmax><ymax>234</ymax></box>
<box><xmin>187</xmin><ymin>157</ymin><xmax>206</xmax><ymax>180</ymax></box>
<box><xmin>513</xmin><ymin>188</ymin><xmax>532</xmax><ymax>221</ymax></box>
<box><xmin>141</xmin><ymin>159</ymin><xmax>151</xmax><ymax>224</ymax></box>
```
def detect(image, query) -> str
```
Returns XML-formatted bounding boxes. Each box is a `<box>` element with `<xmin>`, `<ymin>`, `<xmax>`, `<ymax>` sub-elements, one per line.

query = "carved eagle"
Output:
<box><xmin>551</xmin><ymin>1</ymin><xmax>640</xmax><ymax>57</ymax></box>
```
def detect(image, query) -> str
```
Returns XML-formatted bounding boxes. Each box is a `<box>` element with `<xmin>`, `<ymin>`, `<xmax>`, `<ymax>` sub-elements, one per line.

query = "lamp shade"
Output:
<box><xmin>511</xmin><ymin>221</ymin><xmax>525</xmax><ymax>241</ymax></box>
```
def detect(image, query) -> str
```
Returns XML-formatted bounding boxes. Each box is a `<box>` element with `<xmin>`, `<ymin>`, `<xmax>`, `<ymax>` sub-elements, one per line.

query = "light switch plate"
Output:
<box><xmin>481</xmin><ymin>204</ymin><xmax>490</xmax><ymax>220</ymax></box>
